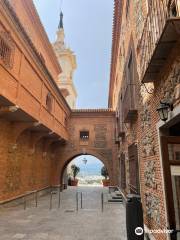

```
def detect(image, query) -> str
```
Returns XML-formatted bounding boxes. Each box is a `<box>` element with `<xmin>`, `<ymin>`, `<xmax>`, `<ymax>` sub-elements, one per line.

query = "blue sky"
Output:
<box><xmin>74</xmin><ymin>155</ymin><xmax>103</xmax><ymax>167</ymax></box>
<box><xmin>33</xmin><ymin>0</ymin><xmax>114</xmax><ymax>108</ymax></box>
<box><xmin>73</xmin><ymin>155</ymin><xmax>104</xmax><ymax>176</ymax></box>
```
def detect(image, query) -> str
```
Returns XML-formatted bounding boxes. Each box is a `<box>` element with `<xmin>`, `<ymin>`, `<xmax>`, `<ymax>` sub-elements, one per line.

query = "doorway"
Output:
<box><xmin>161</xmin><ymin>121</ymin><xmax>180</xmax><ymax>240</ymax></box>
<box><xmin>128</xmin><ymin>143</ymin><xmax>140</xmax><ymax>194</ymax></box>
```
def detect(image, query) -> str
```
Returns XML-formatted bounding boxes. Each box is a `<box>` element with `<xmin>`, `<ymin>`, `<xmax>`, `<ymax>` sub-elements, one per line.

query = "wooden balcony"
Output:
<box><xmin>122</xmin><ymin>84</ymin><xmax>137</xmax><ymax>123</ymax></box>
<box><xmin>139</xmin><ymin>0</ymin><xmax>180</xmax><ymax>83</ymax></box>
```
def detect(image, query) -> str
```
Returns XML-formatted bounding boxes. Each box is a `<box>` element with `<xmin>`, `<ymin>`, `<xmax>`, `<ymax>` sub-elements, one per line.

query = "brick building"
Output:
<box><xmin>0</xmin><ymin>0</ymin><xmax>70</xmax><ymax>202</ymax></box>
<box><xmin>0</xmin><ymin>0</ymin><xmax>118</xmax><ymax>204</ymax></box>
<box><xmin>109</xmin><ymin>0</ymin><xmax>180</xmax><ymax>239</ymax></box>
<box><xmin>0</xmin><ymin>0</ymin><xmax>180</xmax><ymax>240</ymax></box>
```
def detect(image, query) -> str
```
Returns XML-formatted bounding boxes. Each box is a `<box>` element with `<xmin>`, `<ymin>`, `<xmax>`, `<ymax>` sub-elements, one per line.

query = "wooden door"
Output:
<box><xmin>128</xmin><ymin>143</ymin><xmax>140</xmax><ymax>194</ymax></box>
<box><xmin>161</xmin><ymin>136</ymin><xmax>180</xmax><ymax>240</ymax></box>
<box><xmin>120</xmin><ymin>153</ymin><xmax>126</xmax><ymax>190</ymax></box>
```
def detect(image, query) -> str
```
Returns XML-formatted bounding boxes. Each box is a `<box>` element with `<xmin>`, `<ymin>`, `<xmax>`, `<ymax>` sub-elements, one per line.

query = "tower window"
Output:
<box><xmin>80</xmin><ymin>131</ymin><xmax>89</xmax><ymax>140</ymax></box>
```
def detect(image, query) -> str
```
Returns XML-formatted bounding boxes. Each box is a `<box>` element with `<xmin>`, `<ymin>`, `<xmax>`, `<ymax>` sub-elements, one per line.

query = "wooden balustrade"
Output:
<box><xmin>139</xmin><ymin>0</ymin><xmax>180</xmax><ymax>82</ymax></box>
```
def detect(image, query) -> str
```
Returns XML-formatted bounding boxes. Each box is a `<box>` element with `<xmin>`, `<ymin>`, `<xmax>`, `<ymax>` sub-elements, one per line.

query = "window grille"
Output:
<box><xmin>0</xmin><ymin>31</ymin><xmax>14</xmax><ymax>68</ymax></box>
<box><xmin>80</xmin><ymin>131</ymin><xmax>89</xmax><ymax>140</ymax></box>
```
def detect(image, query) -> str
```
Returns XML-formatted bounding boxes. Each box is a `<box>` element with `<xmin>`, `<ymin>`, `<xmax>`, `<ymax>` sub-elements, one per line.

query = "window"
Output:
<box><xmin>127</xmin><ymin>52</ymin><xmax>133</xmax><ymax>84</ymax></box>
<box><xmin>0</xmin><ymin>32</ymin><xmax>14</xmax><ymax>68</ymax></box>
<box><xmin>0</xmin><ymin>38</ymin><xmax>11</xmax><ymax>62</ymax></box>
<box><xmin>39</xmin><ymin>52</ymin><xmax>45</xmax><ymax>64</ymax></box>
<box><xmin>80</xmin><ymin>131</ymin><xmax>89</xmax><ymax>141</ymax></box>
<box><xmin>175</xmin><ymin>152</ymin><xmax>180</xmax><ymax>161</ymax></box>
<box><xmin>126</xmin><ymin>0</ymin><xmax>130</xmax><ymax>17</ymax></box>
<box><xmin>169</xmin><ymin>1</ymin><xmax>178</xmax><ymax>17</ymax></box>
<box><xmin>46</xmin><ymin>92</ymin><xmax>53</xmax><ymax>112</ymax></box>
<box><xmin>128</xmin><ymin>144</ymin><xmax>140</xmax><ymax>194</ymax></box>
<box><xmin>120</xmin><ymin>153</ymin><xmax>126</xmax><ymax>190</ymax></box>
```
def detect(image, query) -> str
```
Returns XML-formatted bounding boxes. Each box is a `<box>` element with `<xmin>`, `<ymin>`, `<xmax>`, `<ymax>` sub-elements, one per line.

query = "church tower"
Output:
<box><xmin>53</xmin><ymin>12</ymin><xmax>77</xmax><ymax>109</ymax></box>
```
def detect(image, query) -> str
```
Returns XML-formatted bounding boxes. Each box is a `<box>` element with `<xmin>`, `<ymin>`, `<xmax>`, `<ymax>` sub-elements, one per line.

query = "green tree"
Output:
<box><xmin>71</xmin><ymin>164</ymin><xmax>80</xmax><ymax>180</ymax></box>
<box><xmin>101</xmin><ymin>166</ymin><xmax>109</xmax><ymax>179</ymax></box>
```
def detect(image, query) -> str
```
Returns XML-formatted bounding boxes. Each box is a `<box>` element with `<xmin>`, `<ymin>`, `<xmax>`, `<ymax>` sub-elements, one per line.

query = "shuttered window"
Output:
<box><xmin>120</xmin><ymin>153</ymin><xmax>126</xmax><ymax>190</ymax></box>
<box><xmin>0</xmin><ymin>32</ymin><xmax>14</xmax><ymax>68</ymax></box>
<box><xmin>128</xmin><ymin>143</ymin><xmax>140</xmax><ymax>194</ymax></box>
<box><xmin>46</xmin><ymin>93</ymin><xmax>53</xmax><ymax>112</ymax></box>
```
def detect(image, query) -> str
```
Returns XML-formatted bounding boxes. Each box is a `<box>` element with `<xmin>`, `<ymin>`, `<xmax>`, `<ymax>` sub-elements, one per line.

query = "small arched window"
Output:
<box><xmin>46</xmin><ymin>92</ymin><xmax>53</xmax><ymax>112</ymax></box>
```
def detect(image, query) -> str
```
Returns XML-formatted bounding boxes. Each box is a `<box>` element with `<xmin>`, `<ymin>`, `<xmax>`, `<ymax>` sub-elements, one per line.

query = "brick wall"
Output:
<box><xmin>50</xmin><ymin>110</ymin><xmax>119</xmax><ymax>186</ymax></box>
<box><xmin>0</xmin><ymin>119</ymin><xmax>53</xmax><ymax>202</ymax></box>
<box><xmin>110</xmin><ymin>1</ymin><xmax>180</xmax><ymax>239</ymax></box>
<box><xmin>10</xmin><ymin>0</ymin><xmax>61</xmax><ymax>81</ymax></box>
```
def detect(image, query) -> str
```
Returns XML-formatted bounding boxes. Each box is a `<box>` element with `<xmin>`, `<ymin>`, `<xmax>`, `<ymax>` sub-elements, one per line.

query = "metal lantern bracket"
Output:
<box><xmin>160</xmin><ymin>101</ymin><xmax>174</xmax><ymax>111</ymax></box>
<box><xmin>156</xmin><ymin>100</ymin><xmax>174</xmax><ymax>122</ymax></box>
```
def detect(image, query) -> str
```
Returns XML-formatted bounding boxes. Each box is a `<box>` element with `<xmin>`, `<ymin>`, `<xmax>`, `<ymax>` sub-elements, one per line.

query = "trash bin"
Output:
<box><xmin>126</xmin><ymin>194</ymin><xmax>144</xmax><ymax>240</ymax></box>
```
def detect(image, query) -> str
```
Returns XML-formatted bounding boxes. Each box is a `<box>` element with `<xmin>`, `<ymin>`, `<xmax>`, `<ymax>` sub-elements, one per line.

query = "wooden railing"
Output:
<box><xmin>122</xmin><ymin>83</ymin><xmax>137</xmax><ymax>123</ymax></box>
<box><xmin>139</xmin><ymin>0</ymin><xmax>180</xmax><ymax>81</ymax></box>
<box><xmin>128</xmin><ymin>183</ymin><xmax>139</xmax><ymax>194</ymax></box>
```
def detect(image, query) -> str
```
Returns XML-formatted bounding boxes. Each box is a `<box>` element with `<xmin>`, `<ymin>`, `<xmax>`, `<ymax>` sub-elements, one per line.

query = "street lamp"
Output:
<box><xmin>156</xmin><ymin>101</ymin><xmax>173</xmax><ymax>122</ymax></box>
<box><xmin>82</xmin><ymin>157</ymin><xmax>87</xmax><ymax>165</ymax></box>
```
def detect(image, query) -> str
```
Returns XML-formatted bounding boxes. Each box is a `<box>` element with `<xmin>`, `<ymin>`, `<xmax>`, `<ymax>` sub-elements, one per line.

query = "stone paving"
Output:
<box><xmin>0</xmin><ymin>187</ymin><xmax>127</xmax><ymax>240</ymax></box>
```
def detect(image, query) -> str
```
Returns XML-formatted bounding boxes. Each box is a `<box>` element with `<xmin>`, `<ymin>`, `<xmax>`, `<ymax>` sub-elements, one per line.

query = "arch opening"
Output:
<box><xmin>61</xmin><ymin>154</ymin><xmax>110</xmax><ymax>188</ymax></box>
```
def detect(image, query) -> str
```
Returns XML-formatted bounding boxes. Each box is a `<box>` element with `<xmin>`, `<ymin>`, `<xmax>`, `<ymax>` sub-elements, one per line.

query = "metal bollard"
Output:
<box><xmin>101</xmin><ymin>192</ymin><xmax>104</xmax><ymax>212</ymax></box>
<box><xmin>35</xmin><ymin>191</ymin><xmax>38</xmax><ymax>208</ymax></box>
<box><xmin>50</xmin><ymin>191</ymin><xmax>53</xmax><ymax>210</ymax></box>
<box><xmin>76</xmin><ymin>192</ymin><xmax>79</xmax><ymax>212</ymax></box>
<box><xmin>58</xmin><ymin>185</ymin><xmax>61</xmax><ymax>209</ymax></box>
<box><xmin>80</xmin><ymin>192</ymin><xmax>83</xmax><ymax>209</ymax></box>
<box><xmin>24</xmin><ymin>196</ymin><xmax>26</xmax><ymax>210</ymax></box>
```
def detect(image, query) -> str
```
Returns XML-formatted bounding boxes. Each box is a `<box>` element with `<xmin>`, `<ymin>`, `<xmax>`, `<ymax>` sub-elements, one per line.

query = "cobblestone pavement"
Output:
<box><xmin>0</xmin><ymin>187</ymin><xmax>127</xmax><ymax>240</ymax></box>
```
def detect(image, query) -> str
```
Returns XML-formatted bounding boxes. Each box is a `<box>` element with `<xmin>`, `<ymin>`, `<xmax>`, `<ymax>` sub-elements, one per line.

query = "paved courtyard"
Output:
<box><xmin>0</xmin><ymin>187</ymin><xmax>127</xmax><ymax>240</ymax></box>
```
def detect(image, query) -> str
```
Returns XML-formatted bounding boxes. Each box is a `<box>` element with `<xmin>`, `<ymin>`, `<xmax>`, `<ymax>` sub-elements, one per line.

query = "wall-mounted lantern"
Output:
<box><xmin>156</xmin><ymin>101</ymin><xmax>173</xmax><ymax>122</ymax></box>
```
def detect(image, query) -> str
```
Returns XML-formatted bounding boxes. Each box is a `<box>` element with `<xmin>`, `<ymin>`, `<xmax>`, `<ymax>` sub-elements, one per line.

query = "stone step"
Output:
<box><xmin>112</xmin><ymin>196</ymin><xmax>123</xmax><ymax>200</ymax></box>
<box><xmin>108</xmin><ymin>199</ymin><xmax>123</xmax><ymax>203</ymax></box>
<box><xmin>107</xmin><ymin>193</ymin><xmax>123</xmax><ymax>203</ymax></box>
